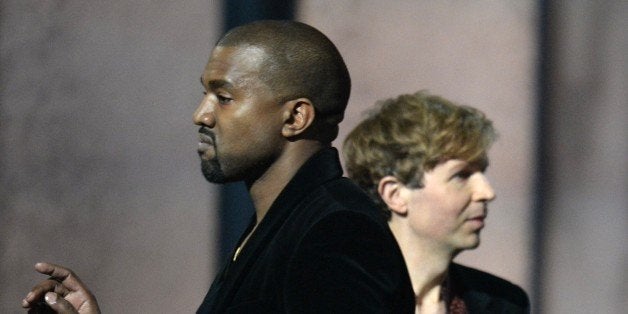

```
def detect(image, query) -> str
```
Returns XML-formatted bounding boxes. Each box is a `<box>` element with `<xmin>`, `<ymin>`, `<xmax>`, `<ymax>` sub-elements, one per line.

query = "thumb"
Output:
<box><xmin>45</xmin><ymin>292</ymin><xmax>78</xmax><ymax>314</ymax></box>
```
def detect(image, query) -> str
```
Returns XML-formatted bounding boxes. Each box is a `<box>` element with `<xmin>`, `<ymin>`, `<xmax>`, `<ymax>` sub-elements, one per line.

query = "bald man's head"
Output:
<box><xmin>216</xmin><ymin>20</ymin><xmax>351</xmax><ymax>143</ymax></box>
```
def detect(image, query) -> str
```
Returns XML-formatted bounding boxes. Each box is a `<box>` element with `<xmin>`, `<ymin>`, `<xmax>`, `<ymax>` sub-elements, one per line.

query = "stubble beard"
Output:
<box><xmin>201</xmin><ymin>158</ymin><xmax>227</xmax><ymax>183</ymax></box>
<box><xmin>199</xmin><ymin>131</ymin><xmax>283</xmax><ymax>185</ymax></box>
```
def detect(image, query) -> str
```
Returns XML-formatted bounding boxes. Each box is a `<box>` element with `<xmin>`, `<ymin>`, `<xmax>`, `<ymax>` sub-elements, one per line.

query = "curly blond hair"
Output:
<box><xmin>342</xmin><ymin>91</ymin><xmax>496</xmax><ymax>218</ymax></box>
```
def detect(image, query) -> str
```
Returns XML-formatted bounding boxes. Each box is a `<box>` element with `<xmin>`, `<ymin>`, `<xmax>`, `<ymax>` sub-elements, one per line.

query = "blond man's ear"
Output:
<box><xmin>377</xmin><ymin>176</ymin><xmax>408</xmax><ymax>216</ymax></box>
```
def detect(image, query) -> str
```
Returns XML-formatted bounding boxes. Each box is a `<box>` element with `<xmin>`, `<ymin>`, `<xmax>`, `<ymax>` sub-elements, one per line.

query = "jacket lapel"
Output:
<box><xmin>206</xmin><ymin>148</ymin><xmax>343</xmax><ymax>311</ymax></box>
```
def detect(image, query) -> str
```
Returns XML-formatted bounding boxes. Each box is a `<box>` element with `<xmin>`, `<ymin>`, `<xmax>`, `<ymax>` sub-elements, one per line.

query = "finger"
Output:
<box><xmin>45</xmin><ymin>292</ymin><xmax>79</xmax><ymax>314</ymax></box>
<box><xmin>27</xmin><ymin>300</ymin><xmax>56</xmax><ymax>314</ymax></box>
<box><xmin>34</xmin><ymin>262</ymin><xmax>85</xmax><ymax>292</ymax></box>
<box><xmin>22</xmin><ymin>279</ymin><xmax>69</xmax><ymax>308</ymax></box>
<box><xmin>35</xmin><ymin>262</ymin><xmax>72</xmax><ymax>280</ymax></box>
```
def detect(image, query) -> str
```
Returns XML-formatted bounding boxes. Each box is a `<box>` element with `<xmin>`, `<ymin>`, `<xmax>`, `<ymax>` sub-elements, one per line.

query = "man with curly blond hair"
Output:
<box><xmin>343</xmin><ymin>91</ymin><xmax>529</xmax><ymax>313</ymax></box>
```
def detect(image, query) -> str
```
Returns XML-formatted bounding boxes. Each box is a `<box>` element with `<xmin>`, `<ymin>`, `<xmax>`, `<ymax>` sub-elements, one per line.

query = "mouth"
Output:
<box><xmin>468</xmin><ymin>205</ymin><xmax>488</xmax><ymax>221</ymax></box>
<box><xmin>468</xmin><ymin>214</ymin><xmax>486</xmax><ymax>221</ymax></box>
<box><xmin>198</xmin><ymin>128</ymin><xmax>216</xmax><ymax>159</ymax></box>
<box><xmin>467</xmin><ymin>216</ymin><xmax>486</xmax><ymax>224</ymax></box>
<box><xmin>465</xmin><ymin>210</ymin><xmax>487</xmax><ymax>229</ymax></box>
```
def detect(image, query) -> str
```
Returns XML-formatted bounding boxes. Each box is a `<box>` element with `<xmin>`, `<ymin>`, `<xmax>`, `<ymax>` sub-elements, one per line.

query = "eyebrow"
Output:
<box><xmin>451</xmin><ymin>158</ymin><xmax>489</xmax><ymax>172</ymax></box>
<box><xmin>200</xmin><ymin>76</ymin><xmax>234</xmax><ymax>90</ymax></box>
<box><xmin>471</xmin><ymin>159</ymin><xmax>489</xmax><ymax>172</ymax></box>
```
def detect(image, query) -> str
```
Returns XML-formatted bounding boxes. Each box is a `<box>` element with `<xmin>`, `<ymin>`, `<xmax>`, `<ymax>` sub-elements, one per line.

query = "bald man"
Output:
<box><xmin>23</xmin><ymin>20</ymin><xmax>414</xmax><ymax>314</ymax></box>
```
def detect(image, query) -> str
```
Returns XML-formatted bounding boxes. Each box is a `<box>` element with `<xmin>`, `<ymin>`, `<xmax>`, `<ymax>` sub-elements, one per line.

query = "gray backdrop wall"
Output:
<box><xmin>1</xmin><ymin>1</ymin><xmax>221</xmax><ymax>312</ymax></box>
<box><xmin>539</xmin><ymin>1</ymin><xmax>627</xmax><ymax>313</ymax></box>
<box><xmin>1</xmin><ymin>1</ymin><xmax>626</xmax><ymax>313</ymax></box>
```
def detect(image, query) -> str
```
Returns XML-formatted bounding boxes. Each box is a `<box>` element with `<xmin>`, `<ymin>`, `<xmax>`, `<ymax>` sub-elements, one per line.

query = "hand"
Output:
<box><xmin>22</xmin><ymin>262</ymin><xmax>101</xmax><ymax>314</ymax></box>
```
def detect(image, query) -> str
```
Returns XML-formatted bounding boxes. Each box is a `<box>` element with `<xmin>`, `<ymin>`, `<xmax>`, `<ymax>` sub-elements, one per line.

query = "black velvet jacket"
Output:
<box><xmin>197</xmin><ymin>148</ymin><xmax>414</xmax><ymax>313</ymax></box>
<box><xmin>450</xmin><ymin>263</ymin><xmax>530</xmax><ymax>313</ymax></box>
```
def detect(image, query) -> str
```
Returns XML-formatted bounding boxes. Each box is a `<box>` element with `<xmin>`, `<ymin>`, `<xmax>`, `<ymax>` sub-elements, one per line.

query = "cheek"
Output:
<box><xmin>435</xmin><ymin>185</ymin><xmax>471</xmax><ymax>209</ymax></box>
<box><xmin>218</xmin><ymin>114</ymin><xmax>256</xmax><ymax>142</ymax></box>
<box><xmin>418</xmin><ymin>188</ymin><xmax>450</xmax><ymax>210</ymax></box>
<box><xmin>225</xmin><ymin>119</ymin><xmax>283</xmax><ymax>157</ymax></box>
<box><xmin>414</xmin><ymin>189</ymin><xmax>464</xmax><ymax>221</ymax></box>
<box><xmin>407</xmin><ymin>192</ymin><xmax>439</xmax><ymax>224</ymax></box>
<box><xmin>239</xmin><ymin>106</ymin><xmax>281</xmax><ymax>134</ymax></box>
<box><xmin>407</xmin><ymin>200</ymin><xmax>453</xmax><ymax>239</ymax></box>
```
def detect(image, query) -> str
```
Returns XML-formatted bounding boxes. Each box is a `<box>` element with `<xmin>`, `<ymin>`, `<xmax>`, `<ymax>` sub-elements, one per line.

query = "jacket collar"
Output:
<box><xmin>231</xmin><ymin>146</ymin><xmax>343</xmax><ymax>261</ymax></box>
<box><xmin>210</xmin><ymin>147</ymin><xmax>344</xmax><ymax>309</ymax></box>
<box><xmin>449</xmin><ymin>263</ymin><xmax>495</xmax><ymax>312</ymax></box>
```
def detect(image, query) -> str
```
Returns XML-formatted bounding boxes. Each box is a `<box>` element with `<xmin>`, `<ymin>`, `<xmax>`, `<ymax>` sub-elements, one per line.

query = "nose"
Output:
<box><xmin>193</xmin><ymin>95</ymin><xmax>215</xmax><ymax>127</ymax></box>
<box><xmin>473</xmin><ymin>173</ymin><xmax>496</xmax><ymax>202</ymax></box>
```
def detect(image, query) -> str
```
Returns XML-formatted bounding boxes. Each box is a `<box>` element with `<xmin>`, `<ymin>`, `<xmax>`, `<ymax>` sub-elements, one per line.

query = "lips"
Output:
<box><xmin>467</xmin><ymin>214</ymin><xmax>486</xmax><ymax>221</ymax></box>
<box><xmin>198</xmin><ymin>128</ymin><xmax>216</xmax><ymax>159</ymax></box>
<box><xmin>199</xmin><ymin>133</ymin><xmax>214</xmax><ymax>145</ymax></box>
<box><xmin>465</xmin><ymin>213</ymin><xmax>487</xmax><ymax>230</ymax></box>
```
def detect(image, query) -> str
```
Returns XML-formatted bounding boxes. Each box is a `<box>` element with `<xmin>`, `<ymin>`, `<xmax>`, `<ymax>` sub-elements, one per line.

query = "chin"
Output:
<box><xmin>201</xmin><ymin>160</ymin><xmax>227</xmax><ymax>183</ymax></box>
<box><xmin>455</xmin><ymin>236</ymin><xmax>481</xmax><ymax>251</ymax></box>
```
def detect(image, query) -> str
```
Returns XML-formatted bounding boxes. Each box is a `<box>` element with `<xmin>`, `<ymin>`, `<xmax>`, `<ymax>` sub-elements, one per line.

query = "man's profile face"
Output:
<box><xmin>399</xmin><ymin>158</ymin><xmax>495</xmax><ymax>253</ymax></box>
<box><xmin>193</xmin><ymin>45</ymin><xmax>286</xmax><ymax>184</ymax></box>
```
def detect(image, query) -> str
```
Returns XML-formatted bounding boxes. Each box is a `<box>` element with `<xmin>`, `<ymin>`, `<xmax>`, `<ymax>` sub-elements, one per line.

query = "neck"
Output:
<box><xmin>388</xmin><ymin>220</ymin><xmax>454</xmax><ymax>305</ymax></box>
<box><xmin>247</xmin><ymin>140</ymin><xmax>324</xmax><ymax>224</ymax></box>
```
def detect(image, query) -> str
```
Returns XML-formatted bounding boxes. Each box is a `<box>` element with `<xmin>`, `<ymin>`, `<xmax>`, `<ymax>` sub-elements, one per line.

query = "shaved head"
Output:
<box><xmin>217</xmin><ymin>20</ymin><xmax>351</xmax><ymax>143</ymax></box>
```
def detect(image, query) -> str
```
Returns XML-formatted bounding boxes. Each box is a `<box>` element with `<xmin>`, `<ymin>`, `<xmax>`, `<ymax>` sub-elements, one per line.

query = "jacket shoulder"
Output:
<box><xmin>451</xmin><ymin>263</ymin><xmax>530</xmax><ymax>312</ymax></box>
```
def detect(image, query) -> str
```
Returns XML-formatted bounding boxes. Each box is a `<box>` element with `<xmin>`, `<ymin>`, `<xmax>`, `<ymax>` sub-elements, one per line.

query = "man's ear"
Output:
<box><xmin>378</xmin><ymin>176</ymin><xmax>408</xmax><ymax>216</ymax></box>
<box><xmin>281</xmin><ymin>98</ymin><xmax>315</xmax><ymax>138</ymax></box>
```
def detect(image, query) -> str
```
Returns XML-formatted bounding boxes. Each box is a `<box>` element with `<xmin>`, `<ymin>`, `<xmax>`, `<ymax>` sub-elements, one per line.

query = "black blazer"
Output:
<box><xmin>197</xmin><ymin>148</ymin><xmax>415</xmax><ymax>313</ymax></box>
<box><xmin>450</xmin><ymin>263</ymin><xmax>530</xmax><ymax>313</ymax></box>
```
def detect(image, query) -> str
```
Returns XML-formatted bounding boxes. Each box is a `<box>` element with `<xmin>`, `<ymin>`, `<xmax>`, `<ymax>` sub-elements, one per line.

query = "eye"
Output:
<box><xmin>217</xmin><ymin>94</ymin><xmax>232</xmax><ymax>105</ymax></box>
<box><xmin>453</xmin><ymin>170</ymin><xmax>473</xmax><ymax>180</ymax></box>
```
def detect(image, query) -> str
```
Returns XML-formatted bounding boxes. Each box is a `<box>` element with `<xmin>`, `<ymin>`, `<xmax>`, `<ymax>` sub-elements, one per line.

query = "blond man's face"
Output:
<box><xmin>401</xmin><ymin>159</ymin><xmax>495</xmax><ymax>253</ymax></box>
